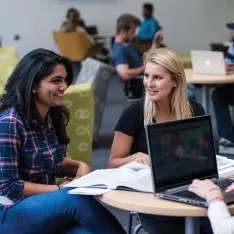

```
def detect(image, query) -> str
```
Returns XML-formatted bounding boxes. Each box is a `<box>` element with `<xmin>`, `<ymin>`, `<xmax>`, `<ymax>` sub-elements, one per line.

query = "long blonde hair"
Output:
<box><xmin>143</xmin><ymin>48</ymin><xmax>192</xmax><ymax>125</ymax></box>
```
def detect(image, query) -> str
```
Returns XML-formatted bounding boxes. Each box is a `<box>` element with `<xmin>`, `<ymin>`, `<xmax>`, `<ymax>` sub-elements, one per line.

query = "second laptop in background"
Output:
<box><xmin>191</xmin><ymin>50</ymin><xmax>228</xmax><ymax>75</ymax></box>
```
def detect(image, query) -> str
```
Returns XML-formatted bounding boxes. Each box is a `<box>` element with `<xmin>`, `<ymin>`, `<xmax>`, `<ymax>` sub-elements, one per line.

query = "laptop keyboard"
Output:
<box><xmin>215</xmin><ymin>179</ymin><xmax>233</xmax><ymax>190</ymax></box>
<box><xmin>171</xmin><ymin>179</ymin><xmax>233</xmax><ymax>200</ymax></box>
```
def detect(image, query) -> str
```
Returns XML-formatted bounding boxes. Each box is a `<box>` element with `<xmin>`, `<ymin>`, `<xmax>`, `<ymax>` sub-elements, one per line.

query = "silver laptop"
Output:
<box><xmin>145</xmin><ymin>115</ymin><xmax>234</xmax><ymax>207</ymax></box>
<box><xmin>191</xmin><ymin>50</ymin><xmax>229</xmax><ymax>75</ymax></box>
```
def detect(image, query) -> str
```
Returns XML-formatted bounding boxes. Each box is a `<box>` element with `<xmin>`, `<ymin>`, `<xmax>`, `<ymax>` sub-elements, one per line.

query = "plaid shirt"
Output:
<box><xmin>0</xmin><ymin>108</ymin><xmax>66</xmax><ymax>209</ymax></box>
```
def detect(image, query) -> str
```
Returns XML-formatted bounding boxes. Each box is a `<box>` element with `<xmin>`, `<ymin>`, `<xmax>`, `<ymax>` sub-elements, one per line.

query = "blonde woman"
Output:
<box><xmin>108</xmin><ymin>48</ymin><xmax>215</xmax><ymax>234</ymax></box>
<box><xmin>108</xmin><ymin>48</ymin><xmax>205</xmax><ymax>169</ymax></box>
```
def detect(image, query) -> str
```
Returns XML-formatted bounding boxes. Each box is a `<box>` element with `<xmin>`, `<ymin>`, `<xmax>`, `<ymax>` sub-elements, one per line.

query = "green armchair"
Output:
<box><xmin>63</xmin><ymin>82</ymin><xmax>94</xmax><ymax>166</ymax></box>
<box><xmin>0</xmin><ymin>47</ymin><xmax>19</xmax><ymax>90</ymax></box>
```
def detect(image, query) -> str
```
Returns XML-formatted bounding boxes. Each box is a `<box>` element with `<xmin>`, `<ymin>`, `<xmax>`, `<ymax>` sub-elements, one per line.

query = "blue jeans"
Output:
<box><xmin>0</xmin><ymin>188</ymin><xmax>126</xmax><ymax>234</ymax></box>
<box><xmin>212</xmin><ymin>84</ymin><xmax>234</xmax><ymax>141</ymax></box>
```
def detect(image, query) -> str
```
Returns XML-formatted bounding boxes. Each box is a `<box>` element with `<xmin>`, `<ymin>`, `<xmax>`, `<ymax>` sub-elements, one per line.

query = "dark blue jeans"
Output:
<box><xmin>0</xmin><ymin>188</ymin><xmax>126</xmax><ymax>234</ymax></box>
<box><xmin>212</xmin><ymin>84</ymin><xmax>234</xmax><ymax>141</ymax></box>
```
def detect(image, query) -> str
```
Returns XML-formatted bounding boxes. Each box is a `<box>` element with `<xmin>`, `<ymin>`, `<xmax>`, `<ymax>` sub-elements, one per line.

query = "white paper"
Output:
<box><xmin>216</xmin><ymin>155</ymin><xmax>234</xmax><ymax>178</ymax></box>
<box><xmin>216</xmin><ymin>155</ymin><xmax>234</xmax><ymax>166</ymax></box>
<box><xmin>64</xmin><ymin>162</ymin><xmax>152</xmax><ymax>193</ymax></box>
<box><xmin>68</xmin><ymin>187</ymin><xmax>111</xmax><ymax>195</ymax></box>
<box><xmin>64</xmin><ymin>168</ymin><xmax>135</xmax><ymax>189</ymax></box>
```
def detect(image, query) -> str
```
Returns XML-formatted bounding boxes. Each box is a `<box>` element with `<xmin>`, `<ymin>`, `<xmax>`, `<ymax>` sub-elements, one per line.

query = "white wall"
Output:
<box><xmin>0</xmin><ymin>0</ymin><xmax>233</xmax><ymax>57</ymax></box>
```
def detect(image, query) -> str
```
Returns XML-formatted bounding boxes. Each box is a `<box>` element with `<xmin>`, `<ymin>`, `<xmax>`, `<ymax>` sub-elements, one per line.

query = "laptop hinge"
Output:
<box><xmin>165</xmin><ymin>184</ymin><xmax>190</xmax><ymax>193</ymax></box>
<box><xmin>165</xmin><ymin>177</ymin><xmax>219</xmax><ymax>193</ymax></box>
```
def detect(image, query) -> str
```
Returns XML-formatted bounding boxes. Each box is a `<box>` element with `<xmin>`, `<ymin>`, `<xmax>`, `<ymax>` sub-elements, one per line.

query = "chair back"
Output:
<box><xmin>0</xmin><ymin>47</ymin><xmax>19</xmax><ymax>90</ymax></box>
<box><xmin>53</xmin><ymin>31</ymin><xmax>93</xmax><ymax>61</ymax></box>
<box><xmin>63</xmin><ymin>82</ymin><xmax>94</xmax><ymax>166</ymax></box>
<box><xmin>73</xmin><ymin>58</ymin><xmax>113</xmax><ymax>141</ymax></box>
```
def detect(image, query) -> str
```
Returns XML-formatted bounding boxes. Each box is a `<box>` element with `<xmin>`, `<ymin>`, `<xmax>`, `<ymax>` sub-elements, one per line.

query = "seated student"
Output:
<box><xmin>0</xmin><ymin>49</ymin><xmax>126</xmax><ymax>234</ymax></box>
<box><xmin>61</xmin><ymin>8</ymin><xmax>110</xmax><ymax>64</ymax></box>
<box><xmin>212</xmin><ymin>21</ymin><xmax>234</xmax><ymax>147</ymax></box>
<box><xmin>108</xmin><ymin>47</ymin><xmax>214</xmax><ymax>234</ymax></box>
<box><xmin>61</xmin><ymin>8</ymin><xmax>86</xmax><ymax>32</ymax></box>
<box><xmin>60</xmin><ymin>8</ymin><xmax>95</xmax><ymax>44</ymax></box>
<box><xmin>189</xmin><ymin>179</ymin><xmax>234</xmax><ymax>234</ymax></box>
<box><xmin>136</xmin><ymin>3</ymin><xmax>163</xmax><ymax>44</ymax></box>
<box><xmin>113</xmin><ymin>14</ymin><xmax>160</xmax><ymax>99</ymax></box>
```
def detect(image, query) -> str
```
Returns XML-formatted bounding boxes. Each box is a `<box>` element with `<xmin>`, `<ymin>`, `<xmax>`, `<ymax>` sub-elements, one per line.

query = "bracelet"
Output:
<box><xmin>57</xmin><ymin>185</ymin><xmax>60</xmax><ymax>190</ymax></box>
<box><xmin>206</xmin><ymin>187</ymin><xmax>224</xmax><ymax>205</ymax></box>
<box><xmin>206</xmin><ymin>187</ymin><xmax>221</xmax><ymax>196</ymax></box>
<box><xmin>208</xmin><ymin>197</ymin><xmax>224</xmax><ymax>206</ymax></box>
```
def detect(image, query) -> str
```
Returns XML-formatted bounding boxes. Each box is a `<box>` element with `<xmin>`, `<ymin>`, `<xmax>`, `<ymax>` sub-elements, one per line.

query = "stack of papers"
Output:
<box><xmin>217</xmin><ymin>155</ymin><xmax>234</xmax><ymax>178</ymax></box>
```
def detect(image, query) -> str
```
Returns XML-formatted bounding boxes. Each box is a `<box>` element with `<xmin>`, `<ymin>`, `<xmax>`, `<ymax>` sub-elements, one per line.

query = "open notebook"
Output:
<box><xmin>64</xmin><ymin>161</ymin><xmax>153</xmax><ymax>194</ymax></box>
<box><xmin>64</xmin><ymin>156</ymin><xmax>234</xmax><ymax>195</ymax></box>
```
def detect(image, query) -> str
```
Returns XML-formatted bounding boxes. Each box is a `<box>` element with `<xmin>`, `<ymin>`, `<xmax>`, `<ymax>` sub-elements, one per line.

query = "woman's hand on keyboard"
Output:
<box><xmin>188</xmin><ymin>179</ymin><xmax>222</xmax><ymax>201</ymax></box>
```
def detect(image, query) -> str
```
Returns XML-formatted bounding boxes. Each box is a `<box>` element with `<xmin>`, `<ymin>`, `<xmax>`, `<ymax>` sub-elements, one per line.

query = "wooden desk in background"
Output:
<box><xmin>98</xmin><ymin>190</ymin><xmax>234</xmax><ymax>234</ymax></box>
<box><xmin>185</xmin><ymin>69</ymin><xmax>234</xmax><ymax>113</ymax></box>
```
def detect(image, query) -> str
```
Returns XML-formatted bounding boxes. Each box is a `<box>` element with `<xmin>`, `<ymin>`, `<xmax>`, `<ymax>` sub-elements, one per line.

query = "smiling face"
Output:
<box><xmin>143</xmin><ymin>62</ymin><xmax>176</xmax><ymax>103</ymax></box>
<box><xmin>32</xmin><ymin>64</ymin><xmax>68</xmax><ymax>118</ymax></box>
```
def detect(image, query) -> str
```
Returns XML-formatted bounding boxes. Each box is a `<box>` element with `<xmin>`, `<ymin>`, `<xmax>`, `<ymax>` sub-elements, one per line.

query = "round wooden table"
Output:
<box><xmin>98</xmin><ymin>190</ymin><xmax>234</xmax><ymax>234</ymax></box>
<box><xmin>185</xmin><ymin>69</ymin><xmax>234</xmax><ymax>113</ymax></box>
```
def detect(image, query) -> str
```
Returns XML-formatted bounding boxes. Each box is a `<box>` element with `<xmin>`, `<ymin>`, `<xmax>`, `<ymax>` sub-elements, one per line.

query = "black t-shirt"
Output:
<box><xmin>115</xmin><ymin>99</ymin><xmax>205</xmax><ymax>155</ymax></box>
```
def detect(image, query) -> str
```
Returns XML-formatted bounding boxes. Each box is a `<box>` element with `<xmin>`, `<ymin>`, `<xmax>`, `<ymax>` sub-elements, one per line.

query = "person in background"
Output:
<box><xmin>108</xmin><ymin>48</ymin><xmax>214</xmax><ymax>233</ymax></box>
<box><xmin>113</xmin><ymin>14</ymin><xmax>161</xmax><ymax>99</ymax></box>
<box><xmin>189</xmin><ymin>179</ymin><xmax>234</xmax><ymax>234</ymax></box>
<box><xmin>211</xmin><ymin>21</ymin><xmax>234</xmax><ymax>147</ymax></box>
<box><xmin>136</xmin><ymin>3</ymin><xmax>164</xmax><ymax>45</ymax></box>
<box><xmin>61</xmin><ymin>8</ymin><xmax>110</xmax><ymax>64</ymax></box>
<box><xmin>60</xmin><ymin>8</ymin><xmax>95</xmax><ymax>44</ymax></box>
<box><xmin>60</xmin><ymin>8</ymin><xmax>86</xmax><ymax>32</ymax></box>
<box><xmin>113</xmin><ymin>14</ymin><xmax>147</xmax><ymax>98</ymax></box>
<box><xmin>0</xmin><ymin>48</ymin><xmax>126</xmax><ymax>234</ymax></box>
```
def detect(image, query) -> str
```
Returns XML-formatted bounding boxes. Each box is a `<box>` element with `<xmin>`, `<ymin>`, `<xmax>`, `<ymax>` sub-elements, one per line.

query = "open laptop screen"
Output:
<box><xmin>146</xmin><ymin>116</ymin><xmax>218</xmax><ymax>192</ymax></box>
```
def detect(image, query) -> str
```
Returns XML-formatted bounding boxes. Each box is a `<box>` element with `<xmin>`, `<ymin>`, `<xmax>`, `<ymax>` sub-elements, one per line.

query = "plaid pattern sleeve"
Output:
<box><xmin>0</xmin><ymin>108</ymin><xmax>24</xmax><ymax>201</ymax></box>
